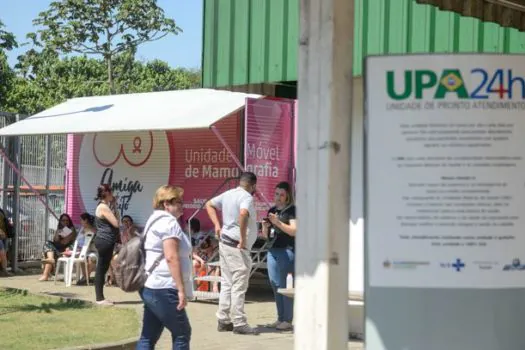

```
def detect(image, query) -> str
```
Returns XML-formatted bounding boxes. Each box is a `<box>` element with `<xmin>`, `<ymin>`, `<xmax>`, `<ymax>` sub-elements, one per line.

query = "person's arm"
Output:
<box><xmin>52</xmin><ymin>230</ymin><xmax>61</xmax><ymax>243</ymax></box>
<box><xmin>163</xmin><ymin>237</ymin><xmax>187</xmax><ymax>310</ymax></box>
<box><xmin>272</xmin><ymin>218</ymin><xmax>297</xmax><ymax>237</ymax></box>
<box><xmin>269</xmin><ymin>207</ymin><xmax>298</xmax><ymax>237</ymax></box>
<box><xmin>99</xmin><ymin>204</ymin><xmax>119</xmax><ymax>228</ymax></box>
<box><xmin>206</xmin><ymin>195</ymin><xmax>223</xmax><ymax>237</ymax></box>
<box><xmin>238</xmin><ymin>196</ymin><xmax>254</xmax><ymax>248</ymax></box>
<box><xmin>238</xmin><ymin>209</ymin><xmax>249</xmax><ymax>249</ymax></box>
<box><xmin>64</xmin><ymin>227</ymin><xmax>77</xmax><ymax>245</ymax></box>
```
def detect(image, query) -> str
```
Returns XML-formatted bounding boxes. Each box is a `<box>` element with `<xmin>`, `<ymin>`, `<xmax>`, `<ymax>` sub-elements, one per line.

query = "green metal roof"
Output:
<box><xmin>416</xmin><ymin>0</ymin><xmax>525</xmax><ymax>32</ymax></box>
<box><xmin>202</xmin><ymin>0</ymin><xmax>525</xmax><ymax>88</ymax></box>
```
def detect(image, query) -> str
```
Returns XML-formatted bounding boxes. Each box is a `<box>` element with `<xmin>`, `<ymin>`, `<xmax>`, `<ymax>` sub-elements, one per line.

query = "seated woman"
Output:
<box><xmin>189</xmin><ymin>219</ymin><xmax>220</xmax><ymax>293</ymax></box>
<box><xmin>76</xmin><ymin>212</ymin><xmax>98</xmax><ymax>286</ymax></box>
<box><xmin>107</xmin><ymin>215</ymin><xmax>137</xmax><ymax>286</ymax></box>
<box><xmin>39</xmin><ymin>213</ymin><xmax>77</xmax><ymax>281</ymax></box>
<box><xmin>0</xmin><ymin>208</ymin><xmax>11</xmax><ymax>276</ymax></box>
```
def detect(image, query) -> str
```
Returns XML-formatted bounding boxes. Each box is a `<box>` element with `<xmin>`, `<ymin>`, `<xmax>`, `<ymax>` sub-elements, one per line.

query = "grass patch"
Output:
<box><xmin>0</xmin><ymin>288</ymin><xmax>139</xmax><ymax>350</ymax></box>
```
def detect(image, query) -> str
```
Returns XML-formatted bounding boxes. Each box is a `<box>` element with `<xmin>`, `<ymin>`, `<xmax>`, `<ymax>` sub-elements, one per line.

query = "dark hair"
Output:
<box><xmin>95</xmin><ymin>184</ymin><xmax>112</xmax><ymax>201</ymax></box>
<box><xmin>276</xmin><ymin>181</ymin><xmax>294</xmax><ymax>205</ymax></box>
<box><xmin>57</xmin><ymin>213</ymin><xmax>73</xmax><ymax>230</ymax></box>
<box><xmin>187</xmin><ymin>218</ymin><xmax>200</xmax><ymax>234</ymax></box>
<box><xmin>80</xmin><ymin>212</ymin><xmax>95</xmax><ymax>226</ymax></box>
<box><xmin>122</xmin><ymin>215</ymin><xmax>133</xmax><ymax>223</ymax></box>
<box><xmin>239</xmin><ymin>172</ymin><xmax>257</xmax><ymax>186</ymax></box>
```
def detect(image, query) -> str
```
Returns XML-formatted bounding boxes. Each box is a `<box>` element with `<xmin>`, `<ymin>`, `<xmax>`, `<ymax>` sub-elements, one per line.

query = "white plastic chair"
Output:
<box><xmin>54</xmin><ymin>238</ymin><xmax>78</xmax><ymax>286</ymax></box>
<box><xmin>66</xmin><ymin>232</ymin><xmax>96</xmax><ymax>287</ymax></box>
<box><xmin>54</xmin><ymin>232</ymin><xmax>96</xmax><ymax>287</ymax></box>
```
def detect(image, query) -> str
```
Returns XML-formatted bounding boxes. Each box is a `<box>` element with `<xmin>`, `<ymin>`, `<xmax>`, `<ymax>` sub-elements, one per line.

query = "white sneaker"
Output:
<box><xmin>276</xmin><ymin>321</ymin><xmax>293</xmax><ymax>331</ymax></box>
<box><xmin>96</xmin><ymin>299</ymin><xmax>114</xmax><ymax>306</ymax></box>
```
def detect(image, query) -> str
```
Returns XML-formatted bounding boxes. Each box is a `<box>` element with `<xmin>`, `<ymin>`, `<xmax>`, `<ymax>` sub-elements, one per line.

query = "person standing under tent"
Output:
<box><xmin>93</xmin><ymin>184</ymin><xmax>120</xmax><ymax>306</ymax></box>
<box><xmin>205</xmin><ymin>172</ymin><xmax>260</xmax><ymax>335</ymax></box>
<box><xmin>261</xmin><ymin>181</ymin><xmax>297</xmax><ymax>331</ymax></box>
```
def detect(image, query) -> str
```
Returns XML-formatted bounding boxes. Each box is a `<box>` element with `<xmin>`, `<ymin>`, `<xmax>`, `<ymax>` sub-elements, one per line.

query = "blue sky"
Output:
<box><xmin>1</xmin><ymin>0</ymin><xmax>203</xmax><ymax>69</ymax></box>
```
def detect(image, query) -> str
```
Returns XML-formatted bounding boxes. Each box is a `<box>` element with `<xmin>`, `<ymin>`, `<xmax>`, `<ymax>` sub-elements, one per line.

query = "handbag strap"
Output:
<box><xmin>142</xmin><ymin>213</ymin><xmax>171</xmax><ymax>274</ymax></box>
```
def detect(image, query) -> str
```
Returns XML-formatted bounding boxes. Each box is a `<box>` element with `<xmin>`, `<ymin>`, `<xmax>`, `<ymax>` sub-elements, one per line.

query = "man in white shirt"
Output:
<box><xmin>206</xmin><ymin>172</ymin><xmax>259</xmax><ymax>335</ymax></box>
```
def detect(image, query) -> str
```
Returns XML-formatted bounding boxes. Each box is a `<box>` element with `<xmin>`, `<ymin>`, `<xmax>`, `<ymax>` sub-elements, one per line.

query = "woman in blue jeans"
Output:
<box><xmin>137</xmin><ymin>185</ymin><xmax>193</xmax><ymax>350</ymax></box>
<box><xmin>262</xmin><ymin>181</ymin><xmax>297</xmax><ymax>331</ymax></box>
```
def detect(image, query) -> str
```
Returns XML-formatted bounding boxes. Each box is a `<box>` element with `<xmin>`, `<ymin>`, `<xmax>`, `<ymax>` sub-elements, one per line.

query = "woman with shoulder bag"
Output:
<box><xmin>137</xmin><ymin>185</ymin><xmax>192</xmax><ymax>350</ymax></box>
<box><xmin>261</xmin><ymin>181</ymin><xmax>297</xmax><ymax>331</ymax></box>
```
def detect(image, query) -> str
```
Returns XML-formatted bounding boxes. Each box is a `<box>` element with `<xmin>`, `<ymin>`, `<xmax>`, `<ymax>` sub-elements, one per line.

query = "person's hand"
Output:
<box><xmin>262</xmin><ymin>219</ymin><xmax>271</xmax><ymax>228</ymax></box>
<box><xmin>237</xmin><ymin>239</ymin><xmax>246</xmax><ymax>250</ymax></box>
<box><xmin>177</xmin><ymin>290</ymin><xmax>187</xmax><ymax>310</ymax></box>
<box><xmin>268</xmin><ymin>213</ymin><xmax>279</xmax><ymax>226</ymax></box>
<box><xmin>214</xmin><ymin>224</ymin><xmax>221</xmax><ymax>238</ymax></box>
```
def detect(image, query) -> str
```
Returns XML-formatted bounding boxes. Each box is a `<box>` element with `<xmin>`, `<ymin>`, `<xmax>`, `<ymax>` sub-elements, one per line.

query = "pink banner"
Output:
<box><xmin>66</xmin><ymin>112</ymin><xmax>242</xmax><ymax>230</ymax></box>
<box><xmin>244</xmin><ymin>98</ymin><xmax>295</xmax><ymax>220</ymax></box>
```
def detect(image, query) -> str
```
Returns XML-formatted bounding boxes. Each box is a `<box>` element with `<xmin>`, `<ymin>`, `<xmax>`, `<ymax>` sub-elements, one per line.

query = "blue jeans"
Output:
<box><xmin>267</xmin><ymin>248</ymin><xmax>294</xmax><ymax>323</ymax></box>
<box><xmin>137</xmin><ymin>287</ymin><xmax>191</xmax><ymax>350</ymax></box>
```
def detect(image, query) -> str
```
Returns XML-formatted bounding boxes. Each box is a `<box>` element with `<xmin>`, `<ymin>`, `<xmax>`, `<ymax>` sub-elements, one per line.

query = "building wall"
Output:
<box><xmin>202</xmin><ymin>0</ymin><xmax>525</xmax><ymax>88</ymax></box>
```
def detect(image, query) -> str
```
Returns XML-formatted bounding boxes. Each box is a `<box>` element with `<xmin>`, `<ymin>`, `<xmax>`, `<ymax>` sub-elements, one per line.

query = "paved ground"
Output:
<box><xmin>0</xmin><ymin>274</ymin><xmax>363</xmax><ymax>350</ymax></box>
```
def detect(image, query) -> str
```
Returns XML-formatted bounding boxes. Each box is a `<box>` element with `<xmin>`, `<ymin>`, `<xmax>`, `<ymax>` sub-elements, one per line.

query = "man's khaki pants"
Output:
<box><xmin>216</xmin><ymin>242</ymin><xmax>251</xmax><ymax>327</ymax></box>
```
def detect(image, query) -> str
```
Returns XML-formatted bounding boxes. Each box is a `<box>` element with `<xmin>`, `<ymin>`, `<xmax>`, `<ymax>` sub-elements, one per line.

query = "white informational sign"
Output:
<box><xmin>366</xmin><ymin>54</ymin><xmax>525</xmax><ymax>289</ymax></box>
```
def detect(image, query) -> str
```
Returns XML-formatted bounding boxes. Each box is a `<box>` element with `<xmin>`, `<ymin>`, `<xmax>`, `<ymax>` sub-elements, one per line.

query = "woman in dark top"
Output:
<box><xmin>93</xmin><ymin>184</ymin><xmax>120</xmax><ymax>306</ymax></box>
<box><xmin>39</xmin><ymin>213</ymin><xmax>77</xmax><ymax>281</ymax></box>
<box><xmin>261</xmin><ymin>181</ymin><xmax>297</xmax><ymax>331</ymax></box>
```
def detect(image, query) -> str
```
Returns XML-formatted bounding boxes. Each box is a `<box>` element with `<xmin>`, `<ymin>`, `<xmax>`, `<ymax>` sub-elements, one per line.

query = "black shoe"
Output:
<box><xmin>233</xmin><ymin>325</ymin><xmax>260</xmax><ymax>335</ymax></box>
<box><xmin>76</xmin><ymin>278</ymin><xmax>87</xmax><ymax>286</ymax></box>
<box><xmin>217</xmin><ymin>321</ymin><xmax>234</xmax><ymax>332</ymax></box>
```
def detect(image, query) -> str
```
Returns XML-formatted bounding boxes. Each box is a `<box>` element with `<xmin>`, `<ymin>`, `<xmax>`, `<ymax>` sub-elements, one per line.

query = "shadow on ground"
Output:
<box><xmin>0</xmin><ymin>289</ymin><xmax>90</xmax><ymax>317</ymax></box>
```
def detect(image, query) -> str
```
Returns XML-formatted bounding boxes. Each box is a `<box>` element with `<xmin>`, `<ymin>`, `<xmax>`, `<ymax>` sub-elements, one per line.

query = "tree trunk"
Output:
<box><xmin>107</xmin><ymin>56</ymin><xmax>115</xmax><ymax>95</ymax></box>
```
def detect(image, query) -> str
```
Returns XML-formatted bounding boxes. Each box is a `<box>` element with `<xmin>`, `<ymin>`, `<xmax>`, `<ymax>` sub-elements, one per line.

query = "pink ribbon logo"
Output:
<box><xmin>92</xmin><ymin>132</ymin><xmax>154</xmax><ymax>168</ymax></box>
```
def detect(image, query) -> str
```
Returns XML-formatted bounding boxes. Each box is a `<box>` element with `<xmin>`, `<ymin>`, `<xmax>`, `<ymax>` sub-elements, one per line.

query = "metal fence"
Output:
<box><xmin>0</xmin><ymin>112</ymin><xmax>67</xmax><ymax>265</ymax></box>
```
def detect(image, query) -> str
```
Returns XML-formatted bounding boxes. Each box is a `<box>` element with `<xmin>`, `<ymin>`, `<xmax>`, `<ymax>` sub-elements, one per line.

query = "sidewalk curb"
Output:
<box><xmin>1</xmin><ymin>287</ymin><xmax>139</xmax><ymax>350</ymax></box>
<box><xmin>53</xmin><ymin>337</ymin><xmax>138</xmax><ymax>350</ymax></box>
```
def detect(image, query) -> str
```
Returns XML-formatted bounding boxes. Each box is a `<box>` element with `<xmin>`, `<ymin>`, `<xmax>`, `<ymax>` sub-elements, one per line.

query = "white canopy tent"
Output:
<box><xmin>0</xmin><ymin>88</ymin><xmax>262</xmax><ymax>273</ymax></box>
<box><xmin>0</xmin><ymin>88</ymin><xmax>261</xmax><ymax>136</ymax></box>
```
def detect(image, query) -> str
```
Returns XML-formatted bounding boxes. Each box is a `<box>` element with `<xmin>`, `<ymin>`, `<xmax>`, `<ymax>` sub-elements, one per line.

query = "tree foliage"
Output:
<box><xmin>0</xmin><ymin>20</ymin><xmax>17</xmax><ymax>111</ymax></box>
<box><xmin>0</xmin><ymin>20</ymin><xmax>17</xmax><ymax>51</ymax></box>
<box><xmin>30</xmin><ymin>0</ymin><xmax>181</xmax><ymax>93</ymax></box>
<box><xmin>7</xmin><ymin>49</ymin><xmax>200</xmax><ymax>116</ymax></box>
<box><xmin>1</xmin><ymin>2</ymin><xmax>201</xmax><ymax>116</ymax></box>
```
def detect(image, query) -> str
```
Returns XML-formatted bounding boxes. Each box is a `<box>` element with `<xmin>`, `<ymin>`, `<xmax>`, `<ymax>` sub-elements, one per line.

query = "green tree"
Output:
<box><xmin>10</xmin><ymin>49</ymin><xmax>200</xmax><ymax>116</ymax></box>
<box><xmin>0</xmin><ymin>20</ymin><xmax>17</xmax><ymax>111</ymax></box>
<box><xmin>0</xmin><ymin>19</ymin><xmax>17</xmax><ymax>51</ymax></box>
<box><xmin>30</xmin><ymin>0</ymin><xmax>181</xmax><ymax>94</ymax></box>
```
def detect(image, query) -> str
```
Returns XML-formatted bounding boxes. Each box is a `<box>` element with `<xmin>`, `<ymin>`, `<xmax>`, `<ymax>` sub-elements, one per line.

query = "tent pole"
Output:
<box><xmin>210</xmin><ymin>125</ymin><xmax>271</xmax><ymax>206</ymax></box>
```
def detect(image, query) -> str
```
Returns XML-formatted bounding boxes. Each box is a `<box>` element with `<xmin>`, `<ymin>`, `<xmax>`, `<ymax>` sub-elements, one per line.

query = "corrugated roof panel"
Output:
<box><xmin>202</xmin><ymin>0</ymin><xmax>525</xmax><ymax>87</ymax></box>
<box><xmin>416</xmin><ymin>0</ymin><xmax>525</xmax><ymax>32</ymax></box>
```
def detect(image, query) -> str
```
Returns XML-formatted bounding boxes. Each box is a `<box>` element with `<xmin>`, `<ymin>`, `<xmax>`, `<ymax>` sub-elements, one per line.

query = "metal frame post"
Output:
<box><xmin>11</xmin><ymin>115</ymin><xmax>21</xmax><ymax>272</ymax></box>
<box><xmin>44</xmin><ymin>135</ymin><xmax>51</xmax><ymax>240</ymax></box>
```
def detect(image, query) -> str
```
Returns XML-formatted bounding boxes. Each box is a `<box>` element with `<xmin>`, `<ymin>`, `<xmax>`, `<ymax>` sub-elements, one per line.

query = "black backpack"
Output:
<box><xmin>113</xmin><ymin>213</ymin><xmax>170</xmax><ymax>292</ymax></box>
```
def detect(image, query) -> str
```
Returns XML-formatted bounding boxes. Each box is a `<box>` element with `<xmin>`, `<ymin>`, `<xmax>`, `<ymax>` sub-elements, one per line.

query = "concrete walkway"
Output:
<box><xmin>0</xmin><ymin>274</ymin><xmax>363</xmax><ymax>350</ymax></box>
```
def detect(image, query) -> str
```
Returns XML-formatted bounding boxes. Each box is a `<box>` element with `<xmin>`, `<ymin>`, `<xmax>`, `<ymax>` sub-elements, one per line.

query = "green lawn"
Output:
<box><xmin>0</xmin><ymin>288</ymin><xmax>139</xmax><ymax>350</ymax></box>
